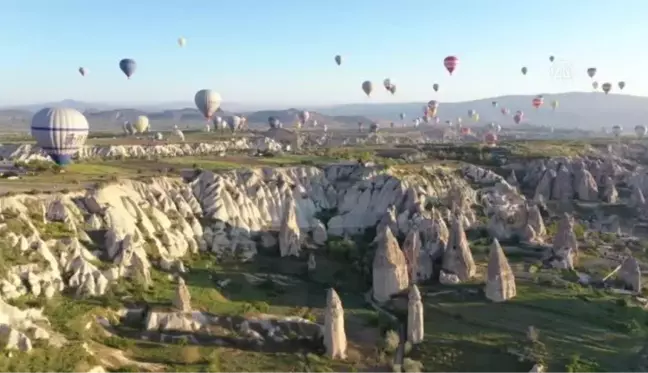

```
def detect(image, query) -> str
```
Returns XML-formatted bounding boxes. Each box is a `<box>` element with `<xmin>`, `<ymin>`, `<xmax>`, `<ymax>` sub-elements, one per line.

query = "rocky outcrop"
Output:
<box><xmin>323</xmin><ymin>288</ymin><xmax>347</xmax><ymax>360</ymax></box>
<box><xmin>442</xmin><ymin>214</ymin><xmax>475</xmax><ymax>281</ymax></box>
<box><xmin>4</xmin><ymin>139</ymin><xmax>281</xmax><ymax>163</ymax></box>
<box><xmin>372</xmin><ymin>226</ymin><xmax>409</xmax><ymax>302</ymax></box>
<box><xmin>172</xmin><ymin>277</ymin><xmax>192</xmax><ymax>312</ymax></box>
<box><xmin>406</xmin><ymin>285</ymin><xmax>424</xmax><ymax>344</ymax></box>
<box><xmin>279</xmin><ymin>195</ymin><xmax>301</xmax><ymax>257</ymax></box>
<box><xmin>485</xmin><ymin>239</ymin><xmax>516</xmax><ymax>302</ymax></box>
<box><xmin>619</xmin><ymin>256</ymin><xmax>641</xmax><ymax>293</ymax></box>
<box><xmin>402</xmin><ymin>229</ymin><xmax>421</xmax><ymax>283</ymax></box>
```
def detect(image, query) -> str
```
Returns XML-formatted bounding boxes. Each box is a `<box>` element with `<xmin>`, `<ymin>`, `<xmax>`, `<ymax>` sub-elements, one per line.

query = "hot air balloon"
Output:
<box><xmin>334</xmin><ymin>55</ymin><xmax>342</xmax><ymax>66</ymax></box>
<box><xmin>78</xmin><ymin>67</ymin><xmax>86</xmax><ymax>77</ymax></box>
<box><xmin>619</xmin><ymin>81</ymin><xmax>626</xmax><ymax>90</ymax></box>
<box><xmin>443</xmin><ymin>56</ymin><xmax>458</xmax><ymax>75</ymax></box>
<box><xmin>369</xmin><ymin>123</ymin><xmax>378</xmax><ymax>134</ymax></box>
<box><xmin>30</xmin><ymin>107</ymin><xmax>89</xmax><ymax>166</ymax></box>
<box><xmin>592</xmin><ymin>81</ymin><xmax>599</xmax><ymax>90</ymax></box>
<box><xmin>204</xmin><ymin>124</ymin><xmax>211</xmax><ymax>132</ymax></box>
<box><xmin>612</xmin><ymin>125</ymin><xmax>622</xmax><ymax>137</ymax></box>
<box><xmin>413</xmin><ymin>119</ymin><xmax>420</xmax><ymax>128</ymax></box>
<box><xmin>133</xmin><ymin>115</ymin><xmax>149</xmax><ymax>133</ymax></box>
<box><xmin>521</xmin><ymin>67</ymin><xmax>528</xmax><ymax>75</ymax></box>
<box><xmin>532</xmin><ymin>96</ymin><xmax>544</xmax><ymax>109</ymax></box>
<box><xmin>514</xmin><ymin>111</ymin><xmax>524</xmax><ymax>124</ymax></box>
<box><xmin>298</xmin><ymin>110</ymin><xmax>310</xmax><ymax>126</ymax></box>
<box><xmin>178</xmin><ymin>37</ymin><xmax>186</xmax><ymax>47</ymax></box>
<box><xmin>124</xmin><ymin>121</ymin><xmax>134</xmax><ymax>135</ymax></box>
<box><xmin>388</xmin><ymin>85</ymin><xmax>396</xmax><ymax>94</ymax></box>
<box><xmin>468</xmin><ymin>109</ymin><xmax>476</xmax><ymax>118</ymax></box>
<box><xmin>400</xmin><ymin>113</ymin><xmax>406</xmax><ymax>120</ymax></box>
<box><xmin>501</xmin><ymin>108</ymin><xmax>510</xmax><ymax>116</ymax></box>
<box><xmin>229</xmin><ymin>116</ymin><xmax>242</xmax><ymax>132</ymax></box>
<box><xmin>433</xmin><ymin>83</ymin><xmax>439</xmax><ymax>92</ymax></box>
<box><xmin>323</xmin><ymin>124</ymin><xmax>328</xmax><ymax>132</ymax></box>
<box><xmin>587</xmin><ymin>67</ymin><xmax>597</xmax><ymax>78</ymax></box>
<box><xmin>549</xmin><ymin>56</ymin><xmax>555</xmax><ymax>63</ymax></box>
<box><xmin>427</xmin><ymin>100</ymin><xmax>439</xmax><ymax>118</ymax></box>
<box><xmin>602</xmin><ymin>82</ymin><xmax>612</xmax><ymax>94</ymax></box>
<box><xmin>213</xmin><ymin>116</ymin><xmax>223</xmax><ymax>130</ymax></box>
<box><xmin>194</xmin><ymin>89</ymin><xmax>222</xmax><ymax>119</ymax></box>
<box><xmin>268</xmin><ymin>116</ymin><xmax>280</xmax><ymax>128</ymax></box>
<box><xmin>312</xmin><ymin>120</ymin><xmax>318</xmax><ymax>127</ymax></box>
<box><xmin>361</xmin><ymin>81</ymin><xmax>372</xmax><ymax>96</ymax></box>
<box><xmin>456</xmin><ymin>117</ymin><xmax>463</xmax><ymax>125</ymax></box>
<box><xmin>472</xmin><ymin>113</ymin><xmax>480</xmax><ymax>122</ymax></box>
<box><xmin>155</xmin><ymin>132</ymin><xmax>163</xmax><ymax>140</ymax></box>
<box><xmin>383</xmin><ymin>79</ymin><xmax>391</xmax><ymax>90</ymax></box>
<box><xmin>492</xmin><ymin>101</ymin><xmax>498</xmax><ymax>108</ymax></box>
<box><xmin>635</xmin><ymin>125</ymin><xmax>646</xmax><ymax>138</ymax></box>
<box><xmin>119</xmin><ymin>58</ymin><xmax>136</xmax><ymax>79</ymax></box>
<box><xmin>460</xmin><ymin>127</ymin><xmax>471</xmax><ymax>135</ymax></box>
<box><xmin>445</xmin><ymin>120</ymin><xmax>452</xmax><ymax>127</ymax></box>
<box><xmin>551</xmin><ymin>100</ymin><xmax>559</xmax><ymax>110</ymax></box>
<box><xmin>487</xmin><ymin>122</ymin><xmax>501</xmax><ymax>133</ymax></box>
<box><xmin>484</xmin><ymin>132</ymin><xmax>498</xmax><ymax>146</ymax></box>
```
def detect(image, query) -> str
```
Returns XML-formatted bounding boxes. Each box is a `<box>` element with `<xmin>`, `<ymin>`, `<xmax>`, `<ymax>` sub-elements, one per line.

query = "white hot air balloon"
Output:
<box><xmin>635</xmin><ymin>125</ymin><xmax>647</xmax><ymax>138</ymax></box>
<box><xmin>194</xmin><ymin>89</ymin><xmax>222</xmax><ymax>120</ymax></box>
<box><xmin>155</xmin><ymin>132</ymin><xmax>163</xmax><ymax>140</ymax></box>
<box><xmin>30</xmin><ymin>107</ymin><xmax>89</xmax><ymax>166</ymax></box>
<box><xmin>178</xmin><ymin>37</ymin><xmax>186</xmax><ymax>47</ymax></box>
<box><xmin>133</xmin><ymin>115</ymin><xmax>149</xmax><ymax>133</ymax></box>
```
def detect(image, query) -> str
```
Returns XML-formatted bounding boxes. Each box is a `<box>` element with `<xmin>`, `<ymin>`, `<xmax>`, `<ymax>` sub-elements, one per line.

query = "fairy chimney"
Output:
<box><xmin>279</xmin><ymin>195</ymin><xmax>301</xmax><ymax>257</ymax></box>
<box><xmin>372</xmin><ymin>226</ymin><xmax>409</xmax><ymax>302</ymax></box>
<box><xmin>442</xmin><ymin>214</ymin><xmax>476</xmax><ymax>281</ymax></box>
<box><xmin>485</xmin><ymin>239</ymin><xmax>516</xmax><ymax>302</ymax></box>
<box><xmin>407</xmin><ymin>285</ymin><xmax>424</xmax><ymax>344</ymax></box>
<box><xmin>324</xmin><ymin>288</ymin><xmax>347</xmax><ymax>359</ymax></box>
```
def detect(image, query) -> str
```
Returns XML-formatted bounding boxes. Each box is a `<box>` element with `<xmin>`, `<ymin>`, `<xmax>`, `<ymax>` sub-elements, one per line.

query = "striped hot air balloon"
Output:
<box><xmin>30</xmin><ymin>107</ymin><xmax>89</xmax><ymax>166</ymax></box>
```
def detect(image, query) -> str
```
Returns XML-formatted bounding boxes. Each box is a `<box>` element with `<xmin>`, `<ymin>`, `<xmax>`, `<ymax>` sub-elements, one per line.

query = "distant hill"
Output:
<box><xmin>312</xmin><ymin>92</ymin><xmax>648</xmax><ymax>131</ymax></box>
<box><xmin>2</xmin><ymin>92</ymin><xmax>648</xmax><ymax>133</ymax></box>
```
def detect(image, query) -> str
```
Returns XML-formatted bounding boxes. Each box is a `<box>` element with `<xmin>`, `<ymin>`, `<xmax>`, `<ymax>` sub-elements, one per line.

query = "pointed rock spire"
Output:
<box><xmin>324</xmin><ymin>288</ymin><xmax>347</xmax><ymax>359</ymax></box>
<box><xmin>485</xmin><ymin>239</ymin><xmax>516</xmax><ymax>302</ymax></box>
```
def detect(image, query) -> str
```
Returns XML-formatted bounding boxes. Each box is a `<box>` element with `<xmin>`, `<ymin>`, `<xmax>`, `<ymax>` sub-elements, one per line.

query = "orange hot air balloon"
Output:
<box><xmin>532</xmin><ymin>96</ymin><xmax>544</xmax><ymax>109</ymax></box>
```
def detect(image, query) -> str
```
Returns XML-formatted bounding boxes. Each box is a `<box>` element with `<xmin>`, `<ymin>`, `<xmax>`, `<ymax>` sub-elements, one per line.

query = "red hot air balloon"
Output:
<box><xmin>444</xmin><ymin>56</ymin><xmax>458</xmax><ymax>75</ymax></box>
<box><xmin>460</xmin><ymin>127</ymin><xmax>470</xmax><ymax>135</ymax></box>
<box><xmin>514</xmin><ymin>111</ymin><xmax>524</xmax><ymax>124</ymax></box>
<box><xmin>484</xmin><ymin>132</ymin><xmax>497</xmax><ymax>146</ymax></box>
<box><xmin>501</xmin><ymin>108</ymin><xmax>510</xmax><ymax>115</ymax></box>
<box><xmin>532</xmin><ymin>96</ymin><xmax>544</xmax><ymax>109</ymax></box>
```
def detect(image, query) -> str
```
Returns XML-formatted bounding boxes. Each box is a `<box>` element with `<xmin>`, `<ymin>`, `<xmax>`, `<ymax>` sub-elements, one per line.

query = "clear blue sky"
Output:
<box><xmin>0</xmin><ymin>0</ymin><xmax>644</xmax><ymax>107</ymax></box>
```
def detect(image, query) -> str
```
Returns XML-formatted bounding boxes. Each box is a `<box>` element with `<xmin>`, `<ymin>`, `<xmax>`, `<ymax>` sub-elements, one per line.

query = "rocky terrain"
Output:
<box><xmin>1</xmin><ymin>146</ymin><xmax>648</xmax><ymax>372</ymax></box>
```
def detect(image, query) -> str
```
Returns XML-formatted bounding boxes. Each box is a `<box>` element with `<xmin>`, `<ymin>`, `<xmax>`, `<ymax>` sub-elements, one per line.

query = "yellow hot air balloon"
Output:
<box><xmin>133</xmin><ymin>115</ymin><xmax>149</xmax><ymax>133</ymax></box>
<box><xmin>473</xmin><ymin>113</ymin><xmax>480</xmax><ymax>122</ymax></box>
<box><xmin>178</xmin><ymin>37</ymin><xmax>186</xmax><ymax>47</ymax></box>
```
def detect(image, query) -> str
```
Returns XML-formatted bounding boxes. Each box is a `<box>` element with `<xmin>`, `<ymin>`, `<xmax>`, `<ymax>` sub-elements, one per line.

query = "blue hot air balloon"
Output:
<box><xmin>119</xmin><ymin>58</ymin><xmax>137</xmax><ymax>79</ymax></box>
<box><xmin>30</xmin><ymin>107</ymin><xmax>89</xmax><ymax>166</ymax></box>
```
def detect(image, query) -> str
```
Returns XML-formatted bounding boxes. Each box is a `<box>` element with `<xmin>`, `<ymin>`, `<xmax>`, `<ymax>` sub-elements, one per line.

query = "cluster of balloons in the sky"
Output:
<box><xmin>29</xmin><ymin>38</ymin><xmax>634</xmax><ymax>167</ymax></box>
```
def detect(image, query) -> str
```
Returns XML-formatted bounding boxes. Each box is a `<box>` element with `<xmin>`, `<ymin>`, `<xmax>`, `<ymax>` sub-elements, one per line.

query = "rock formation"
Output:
<box><xmin>407</xmin><ymin>285</ymin><xmax>424</xmax><ymax>344</ymax></box>
<box><xmin>279</xmin><ymin>195</ymin><xmax>301</xmax><ymax>257</ymax></box>
<box><xmin>485</xmin><ymin>239</ymin><xmax>516</xmax><ymax>302</ymax></box>
<box><xmin>402</xmin><ymin>229</ymin><xmax>421</xmax><ymax>283</ymax></box>
<box><xmin>442</xmin><ymin>214</ymin><xmax>475</xmax><ymax>281</ymax></box>
<box><xmin>372</xmin><ymin>226</ymin><xmax>409</xmax><ymax>302</ymax></box>
<box><xmin>601</xmin><ymin>176</ymin><xmax>618</xmax><ymax>203</ymax></box>
<box><xmin>172</xmin><ymin>277</ymin><xmax>192</xmax><ymax>312</ymax></box>
<box><xmin>619</xmin><ymin>256</ymin><xmax>641</xmax><ymax>293</ymax></box>
<box><xmin>323</xmin><ymin>288</ymin><xmax>347</xmax><ymax>360</ymax></box>
<box><xmin>307</xmin><ymin>253</ymin><xmax>317</xmax><ymax>271</ymax></box>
